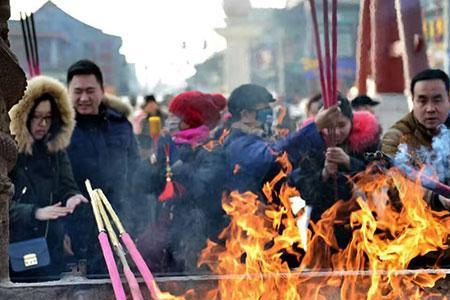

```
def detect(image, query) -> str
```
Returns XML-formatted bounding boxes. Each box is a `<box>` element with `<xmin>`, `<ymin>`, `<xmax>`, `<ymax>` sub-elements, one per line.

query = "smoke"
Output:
<box><xmin>394</xmin><ymin>143</ymin><xmax>411</xmax><ymax>167</ymax></box>
<box><xmin>394</xmin><ymin>125</ymin><xmax>450</xmax><ymax>182</ymax></box>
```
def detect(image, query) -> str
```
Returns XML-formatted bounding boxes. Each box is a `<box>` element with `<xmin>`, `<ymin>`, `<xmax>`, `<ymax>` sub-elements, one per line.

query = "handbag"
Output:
<box><xmin>8</xmin><ymin>188</ymin><xmax>53</xmax><ymax>272</ymax></box>
<box><xmin>8</xmin><ymin>237</ymin><xmax>50</xmax><ymax>272</ymax></box>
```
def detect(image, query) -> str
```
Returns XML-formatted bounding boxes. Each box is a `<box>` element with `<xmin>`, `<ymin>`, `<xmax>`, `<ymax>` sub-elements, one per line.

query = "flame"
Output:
<box><xmin>275</xmin><ymin>106</ymin><xmax>290</xmax><ymax>138</ymax></box>
<box><xmin>203</xmin><ymin>128</ymin><xmax>230</xmax><ymax>152</ymax></box>
<box><xmin>277</xmin><ymin>105</ymin><xmax>288</xmax><ymax>126</ymax></box>
<box><xmin>219</xmin><ymin>128</ymin><xmax>231</xmax><ymax>144</ymax></box>
<box><xmin>198</xmin><ymin>158</ymin><xmax>450</xmax><ymax>299</ymax></box>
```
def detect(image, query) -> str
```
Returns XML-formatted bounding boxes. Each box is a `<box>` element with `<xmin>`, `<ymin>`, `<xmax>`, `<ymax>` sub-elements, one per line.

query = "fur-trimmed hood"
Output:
<box><xmin>348</xmin><ymin>110</ymin><xmax>381</xmax><ymax>153</ymax></box>
<box><xmin>102</xmin><ymin>93</ymin><xmax>132</xmax><ymax>119</ymax></box>
<box><xmin>9</xmin><ymin>75</ymin><xmax>75</xmax><ymax>154</ymax></box>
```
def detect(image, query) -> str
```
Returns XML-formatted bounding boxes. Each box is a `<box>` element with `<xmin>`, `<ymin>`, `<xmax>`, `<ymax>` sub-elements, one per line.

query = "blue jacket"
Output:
<box><xmin>67</xmin><ymin>106</ymin><xmax>139</xmax><ymax>208</ymax></box>
<box><xmin>223</xmin><ymin>123</ymin><xmax>323</xmax><ymax>194</ymax></box>
<box><xmin>66</xmin><ymin>103</ymin><xmax>139</xmax><ymax>273</ymax></box>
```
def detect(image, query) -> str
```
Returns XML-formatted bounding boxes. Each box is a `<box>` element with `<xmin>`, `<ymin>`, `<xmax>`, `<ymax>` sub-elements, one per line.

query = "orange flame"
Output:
<box><xmin>203</xmin><ymin>128</ymin><xmax>230</xmax><ymax>152</ymax></box>
<box><xmin>198</xmin><ymin>158</ymin><xmax>450</xmax><ymax>299</ymax></box>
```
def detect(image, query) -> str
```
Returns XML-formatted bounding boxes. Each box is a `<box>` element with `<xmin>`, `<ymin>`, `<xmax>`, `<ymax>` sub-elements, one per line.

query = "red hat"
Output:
<box><xmin>169</xmin><ymin>91</ymin><xmax>226</xmax><ymax>129</ymax></box>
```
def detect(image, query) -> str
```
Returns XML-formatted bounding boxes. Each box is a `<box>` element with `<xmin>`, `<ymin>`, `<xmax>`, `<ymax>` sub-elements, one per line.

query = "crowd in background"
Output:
<box><xmin>7</xmin><ymin>59</ymin><xmax>450</xmax><ymax>281</ymax></box>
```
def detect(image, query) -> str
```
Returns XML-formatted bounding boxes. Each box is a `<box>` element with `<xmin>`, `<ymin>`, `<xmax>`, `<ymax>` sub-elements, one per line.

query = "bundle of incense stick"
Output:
<box><xmin>85</xmin><ymin>180</ymin><xmax>161</xmax><ymax>300</ymax></box>
<box><xmin>309</xmin><ymin>0</ymin><xmax>339</xmax><ymax>197</ymax></box>
<box><xmin>308</xmin><ymin>0</ymin><xmax>338</xmax><ymax>109</ymax></box>
<box><xmin>19</xmin><ymin>12</ymin><xmax>40</xmax><ymax>77</ymax></box>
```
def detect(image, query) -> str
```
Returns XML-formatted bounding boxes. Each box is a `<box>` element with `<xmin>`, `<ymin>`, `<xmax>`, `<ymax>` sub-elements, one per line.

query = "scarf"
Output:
<box><xmin>172</xmin><ymin>125</ymin><xmax>210</xmax><ymax>146</ymax></box>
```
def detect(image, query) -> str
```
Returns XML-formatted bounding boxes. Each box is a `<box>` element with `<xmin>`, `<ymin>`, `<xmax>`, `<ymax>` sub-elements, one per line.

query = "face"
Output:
<box><xmin>68</xmin><ymin>74</ymin><xmax>104</xmax><ymax>115</ymax></box>
<box><xmin>241</xmin><ymin>102</ymin><xmax>270</xmax><ymax>126</ymax></box>
<box><xmin>413</xmin><ymin>79</ymin><xmax>450</xmax><ymax>132</ymax></box>
<box><xmin>30</xmin><ymin>100</ymin><xmax>52</xmax><ymax>140</ymax></box>
<box><xmin>144</xmin><ymin>101</ymin><xmax>158</xmax><ymax>114</ymax></box>
<box><xmin>331</xmin><ymin>113</ymin><xmax>352</xmax><ymax>145</ymax></box>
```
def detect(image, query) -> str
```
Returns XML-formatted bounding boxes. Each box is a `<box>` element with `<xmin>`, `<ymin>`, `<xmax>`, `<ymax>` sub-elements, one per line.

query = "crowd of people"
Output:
<box><xmin>7</xmin><ymin>59</ymin><xmax>450</xmax><ymax>281</ymax></box>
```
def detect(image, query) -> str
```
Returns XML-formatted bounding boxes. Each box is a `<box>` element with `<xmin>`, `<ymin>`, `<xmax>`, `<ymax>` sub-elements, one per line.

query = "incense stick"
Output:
<box><xmin>19</xmin><ymin>13</ymin><xmax>33</xmax><ymax>77</ymax></box>
<box><xmin>24</xmin><ymin>14</ymin><xmax>37</xmax><ymax>77</ymax></box>
<box><xmin>309</xmin><ymin>0</ymin><xmax>328</xmax><ymax>106</ymax></box>
<box><xmin>30</xmin><ymin>13</ymin><xmax>40</xmax><ymax>75</ymax></box>
<box><xmin>323</xmin><ymin>0</ymin><xmax>332</xmax><ymax>107</ymax></box>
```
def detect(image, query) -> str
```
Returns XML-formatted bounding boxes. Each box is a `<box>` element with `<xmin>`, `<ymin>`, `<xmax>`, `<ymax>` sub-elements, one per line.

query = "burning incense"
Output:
<box><xmin>96</xmin><ymin>192</ymin><xmax>143</xmax><ymax>300</ymax></box>
<box><xmin>19</xmin><ymin>12</ymin><xmax>40</xmax><ymax>77</ymax></box>
<box><xmin>96</xmin><ymin>189</ymin><xmax>161</xmax><ymax>300</ymax></box>
<box><xmin>367</xmin><ymin>151</ymin><xmax>450</xmax><ymax>199</ymax></box>
<box><xmin>24</xmin><ymin>14</ymin><xmax>37</xmax><ymax>76</ymax></box>
<box><xmin>85</xmin><ymin>180</ymin><xmax>126</xmax><ymax>300</ymax></box>
<box><xmin>19</xmin><ymin>13</ymin><xmax>33</xmax><ymax>76</ymax></box>
<box><xmin>30</xmin><ymin>13</ymin><xmax>40</xmax><ymax>75</ymax></box>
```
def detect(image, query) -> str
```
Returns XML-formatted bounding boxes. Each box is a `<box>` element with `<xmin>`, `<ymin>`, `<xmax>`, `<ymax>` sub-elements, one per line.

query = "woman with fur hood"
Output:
<box><xmin>289</xmin><ymin>94</ymin><xmax>381</xmax><ymax>223</ymax></box>
<box><xmin>8</xmin><ymin>75</ymin><xmax>87</xmax><ymax>281</ymax></box>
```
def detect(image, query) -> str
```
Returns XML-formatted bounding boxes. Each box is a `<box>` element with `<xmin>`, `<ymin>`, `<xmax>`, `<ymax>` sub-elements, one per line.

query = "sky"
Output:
<box><xmin>10</xmin><ymin>0</ymin><xmax>287</xmax><ymax>91</ymax></box>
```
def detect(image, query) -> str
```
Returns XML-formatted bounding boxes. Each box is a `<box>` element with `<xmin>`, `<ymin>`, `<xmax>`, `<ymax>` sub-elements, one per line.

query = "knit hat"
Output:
<box><xmin>228</xmin><ymin>84</ymin><xmax>275</xmax><ymax>117</ymax></box>
<box><xmin>169</xmin><ymin>91</ymin><xmax>227</xmax><ymax>129</ymax></box>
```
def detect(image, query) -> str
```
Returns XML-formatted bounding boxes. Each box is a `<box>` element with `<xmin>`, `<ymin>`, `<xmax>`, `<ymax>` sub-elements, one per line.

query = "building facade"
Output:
<box><xmin>188</xmin><ymin>0</ymin><xmax>360</xmax><ymax>99</ymax></box>
<box><xmin>8</xmin><ymin>1</ymin><xmax>139</xmax><ymax>95</ymax></box>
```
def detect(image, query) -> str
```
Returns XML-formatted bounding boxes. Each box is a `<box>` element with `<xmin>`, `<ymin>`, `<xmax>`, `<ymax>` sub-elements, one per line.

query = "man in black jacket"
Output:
<box><xmin>65</xmin><ymin>60</ymin><xmax>139</xmax><ymax>275</ymax></box>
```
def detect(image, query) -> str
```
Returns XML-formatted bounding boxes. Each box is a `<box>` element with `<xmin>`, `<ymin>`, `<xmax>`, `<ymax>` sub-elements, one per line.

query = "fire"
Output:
<box><xmin>198</xmin><ymin>159</ymin><xmax>450</xmax><ymax>299</ymax></box>
<box><xmin>203</xmin><ymin>128</ymin><xmax>230</xmax><ymax>152</ymax></box>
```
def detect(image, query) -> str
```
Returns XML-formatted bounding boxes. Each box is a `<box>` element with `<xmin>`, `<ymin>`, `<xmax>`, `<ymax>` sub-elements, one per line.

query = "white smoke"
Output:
<box><xmin>394</xmin><ymin>125</ymin><xmax>450</xmax><ymax>182</ymax></box>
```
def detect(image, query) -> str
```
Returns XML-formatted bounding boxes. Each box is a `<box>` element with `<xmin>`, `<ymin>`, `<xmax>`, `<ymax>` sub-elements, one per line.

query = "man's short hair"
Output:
<box><xmin>410</xmin><ymin>69</ymin><xmax>450</xmax><ymax>96</ymax></box>
<box><xmin>67</xmin><ymin>59</ymin><xmax>103</xmax><ymax>88</ymax></box>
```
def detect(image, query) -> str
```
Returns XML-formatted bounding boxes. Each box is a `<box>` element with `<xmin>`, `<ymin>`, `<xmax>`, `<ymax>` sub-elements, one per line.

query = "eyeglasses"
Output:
<box><xmin>32</xmin><ymin>115</ymin><xmax>52</xmax><ymax>124</ymax></box>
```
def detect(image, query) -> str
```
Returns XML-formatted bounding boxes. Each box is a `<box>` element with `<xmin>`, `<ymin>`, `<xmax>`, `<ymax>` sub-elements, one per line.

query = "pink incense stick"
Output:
<box><xmin>124</xmin><ymin>264</ymin><xmax>144</xmax><ymax>300</ymax></box>
<box><xmin>96</xmin><ymin>189</ymin><xmax>161</xmax><ymax>300</ymax></box>
<box><xmin>121</xmin><ymin>233</ymin><xmax>161</xmax><ymax>300</ymax></box>
<box><xmin>86</xmin><ymin>180</ymin><xmax>126</xmax><ymax>300</ymax></box>
<box><xmin>98</xmin><ymin>232</ymin><xmax>127</xmax><ymax>300</ymax></box>
<box><xmin>96</xmin><ymin>191</ymin><xmax>144</xmax><ymax>300</ymax></box>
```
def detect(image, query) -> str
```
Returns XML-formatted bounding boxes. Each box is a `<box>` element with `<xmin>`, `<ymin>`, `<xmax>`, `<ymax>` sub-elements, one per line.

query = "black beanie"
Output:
<box><xmin>228</xmin><ymin>84</ymin><xmax>275</xmax><ymax>117</ymax></box>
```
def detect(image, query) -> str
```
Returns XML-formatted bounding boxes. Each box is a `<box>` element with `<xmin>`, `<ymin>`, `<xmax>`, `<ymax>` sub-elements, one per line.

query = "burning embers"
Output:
<box><xmin>197</xmin><ymin>161</ymin><xmax>450</xmax><ymax>299</ymax></box>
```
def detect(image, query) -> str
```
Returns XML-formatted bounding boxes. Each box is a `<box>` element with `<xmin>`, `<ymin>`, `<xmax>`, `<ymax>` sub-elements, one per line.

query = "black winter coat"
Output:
<box><xmin>8</xmin><ymin>75</ymin><xmax>80</xmax><ymax>279</ymax></box>
<box><xmin>66</xmin><ymin>101</ymin><xmax>139</xmax><ymax>274</ymax></box>
<box><xmin>9</xmin><ymin>143</ymin><xmax>79</xmax><ymax>272</ymax></box>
